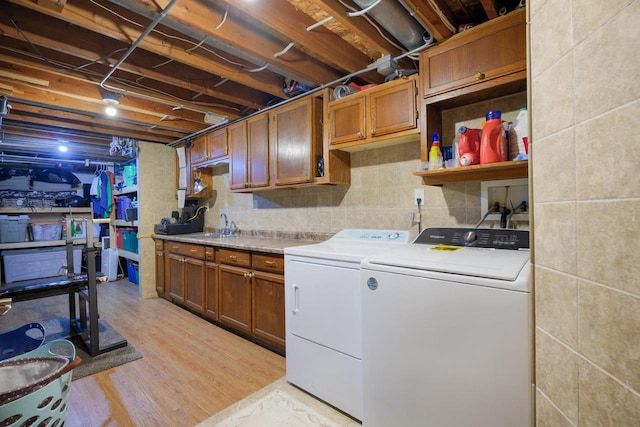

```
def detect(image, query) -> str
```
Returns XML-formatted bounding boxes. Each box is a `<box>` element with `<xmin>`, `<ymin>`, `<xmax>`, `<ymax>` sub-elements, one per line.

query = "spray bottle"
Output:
<box><xmin>429</xmin><ymin>132</ymin><xmax>443</xmax><ymax>170</ymax></box>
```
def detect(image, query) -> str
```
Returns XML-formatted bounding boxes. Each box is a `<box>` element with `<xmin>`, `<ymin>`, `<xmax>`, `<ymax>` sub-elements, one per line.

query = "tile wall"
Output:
<box><xmin>531</xmin><ymin>0</ymin><xmax>640</xmax><ymax>425</ymax></box>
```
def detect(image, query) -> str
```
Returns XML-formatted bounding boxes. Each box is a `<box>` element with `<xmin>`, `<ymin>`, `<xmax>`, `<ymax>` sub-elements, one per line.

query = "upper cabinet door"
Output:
<box><xmin>328</xmin><ymin>94</ymin><xmax>366</xmax><ymax>146</ymax></box>
<box><xmin>228</xmin><ymin>121</ymin><xmax>248</xmax><ymax>190</ymax></box>
<box><xmin>369</xmin><ymin>78</ymin><xmax>418</xmax><ymax>138</ymax></box>
<box><xmin>271</xmin><ymin>97</ymin><xmax>318</xmax><ymax>186</ymax></box>
<box><xmin>190</xmin><ymin>135</ymin><xmax>209</xmax><ymax>166</ymax></box>
<box><xmin>247</xmin><ymin>112</ymin><xmax>270</xmax><ymax>189</ymax></box>
<box><xmin>208</xmin><ymin>128</ymin><xmax>228</xmax><ymax>160</ymax></box>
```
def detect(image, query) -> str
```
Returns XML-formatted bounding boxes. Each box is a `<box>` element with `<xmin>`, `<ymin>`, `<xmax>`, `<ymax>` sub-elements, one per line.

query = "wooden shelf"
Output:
<box><xmin>414</xmin><ymin>160</ymin><xmax>528</xmax><ymax>185</ymax></box>
<box><xmin>0</xmin><ymin>207</ymin><xmax>92</xmax><ymax>214</ymax></box>
<box><xmin>114</xmin><ymin>219</ymin><xmax>139</xmax><ymax>227</ymax></box>
<box><xmin>114</xmin><ymin>184</ymin><xmax>138</xmax><ymax>195</ymax></box>
<box><xmin>0</xmin><ymin>238</ymin><xmax>98</xmax><ymax>251</ymax></box>
<box><xmin>117</xmin><ymin>249</ymin><xmax>139</xmax><ymax>262</ymax></box>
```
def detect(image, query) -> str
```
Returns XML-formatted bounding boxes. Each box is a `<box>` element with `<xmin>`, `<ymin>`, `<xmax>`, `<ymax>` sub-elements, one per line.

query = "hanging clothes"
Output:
<box><xmin>91</xmin><ymin>171</ymin><xmax>114</xmax><ymax>218</ymax></box>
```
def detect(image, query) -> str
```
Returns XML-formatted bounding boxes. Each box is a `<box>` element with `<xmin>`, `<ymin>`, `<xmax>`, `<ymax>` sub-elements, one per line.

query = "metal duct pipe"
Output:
<box><xmin>351</xmin><ymin>0</ymin><xmax>429</xmax><ymax>50</ymax></box>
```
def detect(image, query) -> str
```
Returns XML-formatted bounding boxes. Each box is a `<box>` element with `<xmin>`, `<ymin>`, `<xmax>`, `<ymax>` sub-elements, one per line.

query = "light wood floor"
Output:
<box><xmin>1</xmin><ymin>279</ymin><xmax>286</xmax><ymax>426</ymax></box>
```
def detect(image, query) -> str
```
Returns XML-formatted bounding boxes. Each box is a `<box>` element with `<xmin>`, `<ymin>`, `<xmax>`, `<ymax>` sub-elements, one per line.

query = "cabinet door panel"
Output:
<box><xmin>219</xmin><ymin>265</ymin><xmax>252</xmax><ymax>333</ymax></box>
<box><xmin>154</xmin><ymin>240</ymin><xmax>165</xmax><ymax>298</ymax></box>
<box><xmin>329</xmin><ymin>95</ymin><xmax>366</xmax><ymax>145</ymax></box>
<box><xmin>228</xmin><ymin>121</ymin><xmax>248</xmax><ymax>190</ymax></box>
<box><xmin>208</xmin><ymin>128</ymin><xmax>228</xmax><ymax>159</ymax></box>
<box><xmin>370</xmin><ymin>79</ymin><xmax>417</xmax><ymax>137</ymax></box>
<box><xmin>184</xmin><ymin>257</ymin><xmax>205</xmax><ymax>313</ymax></box>
<box><xmin>252</xmin><ymin>272</ymin><xmax>285</xmax><ymax>348</ymax></box>
<box><xmin>272</xmin><ymin>98</ymin><xmax>314</xmax><ymax>186</ymax></box>
<box><xmin>168</xmin><ymin>253</ymin><xmax>184</xmax><ymax>303</ymax></box>
<box><xmin>204</xmin><ymin>262</ymin><xmax>218</xmax><ymax>320</ymax></box>
<box><xmin>190</xmin><ymin>135</ymin><xmax>208</xmax><ymax>165</ymax></box>
<box><xmin>247</xmin><ymin>113</ymin><xmax>270</xmax><ymax>188</ymax></box>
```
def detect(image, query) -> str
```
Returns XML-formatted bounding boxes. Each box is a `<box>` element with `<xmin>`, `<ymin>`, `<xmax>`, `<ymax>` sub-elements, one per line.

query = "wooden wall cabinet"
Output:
<box><xmin>420</xmin><ymin>8</ymin><xmax>526</xmax><ymax>103</ymax></box>
<box><xmin>328</xmin><ymin>75</ymin><xmax>420</xmax><ymax>151</ymax></box>
<box><xmin>416</xmin><ymin>8</ymin><xmax>528</xmax><ymax>186</ymax></box>
<box><xmin>190</xmin><ymin>128</ymin><xmax>228</xmax><ymax>167</ymax></box>
<box><xmin>176</xmin><ymin>143</ymin><xmax>212</xmax><ymax>199</ymax></box>
<box><xmin>228</xmin><ymin>112</ymin><xmax>270</xmax><ymax>191</ymax></box>
<box><xmin>270</xmin><ymin>94</ymin><xmax>322</xmax><ymax>186</ymax></box>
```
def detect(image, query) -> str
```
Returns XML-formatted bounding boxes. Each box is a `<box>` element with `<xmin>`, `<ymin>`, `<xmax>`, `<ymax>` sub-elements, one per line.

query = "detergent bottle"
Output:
<box><xmin>428</xmin><ymin>132</ymin><xmax>443</xmax><ymax>170</ymax></box>
<box><xmin>457</xmin><ymin>126</ymin><xmax>482</xmax><ymax>166</ymax></box>
<box><xmin>480</xmin><ymin>110</ymin><xmax>507</xmax><ymax>164</ymax></box>
<box><xmin>508</xmin><ymin>107</ymin><xmax>529</xmax><ymax>160</ymax></box>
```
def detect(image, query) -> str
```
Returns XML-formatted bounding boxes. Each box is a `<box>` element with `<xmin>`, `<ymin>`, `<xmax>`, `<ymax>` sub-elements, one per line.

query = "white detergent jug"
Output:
<box><xmin>509</xmin><ymin>108</ymin><xmax>529</xmax><ymax>160</ymax></box>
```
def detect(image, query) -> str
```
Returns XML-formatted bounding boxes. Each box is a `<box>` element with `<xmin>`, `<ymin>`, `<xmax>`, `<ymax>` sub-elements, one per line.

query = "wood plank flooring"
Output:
<box><xmin>1</xmin><ymin>279</ymin><xmax>286</xmax><ymax>426</ymax></box>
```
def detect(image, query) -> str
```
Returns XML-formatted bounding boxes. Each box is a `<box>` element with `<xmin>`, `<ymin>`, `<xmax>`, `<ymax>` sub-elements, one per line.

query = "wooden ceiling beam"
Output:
<box><xmin>310</xmin><ymin>0</ymin><xmax>404</xmax><ymax>58</ymax></box>
<box><xmin>220</xmin><ymin>0</ymin><xmax>374</xmax><ymax>72</ymax></box>
<box><xmin>4</xmin><ymin>1</ymin><xmax>285</xmax><ymax>97</ymax></box>
<box><xmin>479</xmin><ymin>0</ymin><xmax>499</xmax><ymax>19</ymax></box>
<box><xmin>0</xmin><ymin>61</ymin><xmax>210</xmax><ymax>128</ymax></box>
<box><xmin>403</xmin><ymin>0</ymin><xmax>457</xmax><ymax>41</ymax></box>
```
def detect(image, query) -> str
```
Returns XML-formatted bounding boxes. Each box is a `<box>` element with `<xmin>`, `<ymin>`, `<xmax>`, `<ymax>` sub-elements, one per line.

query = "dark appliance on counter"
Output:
<box><xmin>154</xmin><ymin>203</ymin><xmax>206</xmax><ymax>235</ymax></box>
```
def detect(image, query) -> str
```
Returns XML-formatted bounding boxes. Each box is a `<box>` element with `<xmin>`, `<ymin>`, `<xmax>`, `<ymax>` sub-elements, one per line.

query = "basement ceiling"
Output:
<box><xmin>0</xmin><ymin>0</ymin><xmax>523</xmax><ymax>167</ymax></box>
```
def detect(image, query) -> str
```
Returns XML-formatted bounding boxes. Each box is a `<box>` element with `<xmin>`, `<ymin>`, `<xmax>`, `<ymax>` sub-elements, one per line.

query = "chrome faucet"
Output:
<box><xmin>220</xmin><ymin>213</ymin><xmax>228</xmax><ymax>231</ymax></box>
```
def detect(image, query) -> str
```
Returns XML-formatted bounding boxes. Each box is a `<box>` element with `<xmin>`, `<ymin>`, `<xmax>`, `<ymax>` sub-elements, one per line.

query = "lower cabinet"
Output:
<box><xmin>166</xmin><ymin>242</ymin><xmax>205</xmax><ymax>313</ymax></box>
<box><xmin>159</xmin><ymin>240</ymin><xmax>286</xmax><ymax>353</ymax></box>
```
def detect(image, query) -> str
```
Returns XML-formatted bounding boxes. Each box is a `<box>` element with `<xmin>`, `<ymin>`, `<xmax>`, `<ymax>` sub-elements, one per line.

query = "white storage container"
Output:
<box><xmin>0</xmin><ymin>215</ymin><xmax>29</xmax><ymax>243</ymax></box>
<box><xmin>2</xmin><ymin>247</ymin><xmax>83</xmax><ymax>283</ymax></box>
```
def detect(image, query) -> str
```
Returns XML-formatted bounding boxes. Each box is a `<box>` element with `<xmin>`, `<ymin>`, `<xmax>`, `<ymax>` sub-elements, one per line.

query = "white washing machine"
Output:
<box><xmin>284</xmin><ymin>229</ymin><xmax>412</xmax><ymax>420</ymax></box>
<box><xmin>361</xmin><ymin>227</ymin><xmax>532</xmax><ymax>427</ymax></box>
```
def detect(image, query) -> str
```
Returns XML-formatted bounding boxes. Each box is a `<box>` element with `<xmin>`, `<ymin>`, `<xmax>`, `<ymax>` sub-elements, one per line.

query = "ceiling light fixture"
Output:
<box><xmin>102</xmin><ymin>93</ymin><xmax>120</xmax><ymax>117</ymax></box>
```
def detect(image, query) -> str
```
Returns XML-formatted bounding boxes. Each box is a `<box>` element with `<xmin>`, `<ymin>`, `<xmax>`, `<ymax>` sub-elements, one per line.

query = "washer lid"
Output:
<box><xmin>285</xmin><ymin>229</ymin><xmax>413</xmax><ymax>262</ymax></box>
<box><xmin>365</xmin><ymin>244</ymin><xmax>530</xmax><ymax>281</ymax></box>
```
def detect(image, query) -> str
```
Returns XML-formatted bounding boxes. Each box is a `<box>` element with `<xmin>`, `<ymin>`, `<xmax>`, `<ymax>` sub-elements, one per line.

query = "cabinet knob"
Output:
<box><xmin>474</xmin><ymin>71</ymin><xmax>485</xmax><ymax>80</ymax></box>
<box><xmin>370</xmin><ymin>129</ymin><xmax>376</xmax><ymax>136</ymax></box>
<box><xmin>357</xmin><ymin>131</ymin><xmax>363</xmax><ymax>139</ymax></box>
<box><xmin>264</xmin><ymin>260</ymin><xmax>276</xmax><ymax>267</ymax></box>
<box><xmin>243</xmin><ymin>272</ymin><xmax>253</xmax><ymax>278</ymax></box>
<box><xmin>157</xmin><ymin>251</ymin><xmax>163</xmax><ymax>256</ymax></box>
<box><xmin>229</xmin><ymin>255</ymin><xmax>238</xmax><ymax>262</ymax></box>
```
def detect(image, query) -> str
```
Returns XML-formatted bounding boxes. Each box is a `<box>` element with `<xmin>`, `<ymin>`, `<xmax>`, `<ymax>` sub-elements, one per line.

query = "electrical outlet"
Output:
<box><xmin>414</xmin><ymin>189</ymin><xmax>424</xmax><ymax>206</ymax></box>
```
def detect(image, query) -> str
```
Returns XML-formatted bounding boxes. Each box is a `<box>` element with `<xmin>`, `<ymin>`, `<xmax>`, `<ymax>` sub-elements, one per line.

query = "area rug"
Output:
<box><xmin>197</xmin><ymin>377</ymin><xmax>361</xmax><ymax>427</ymax></box>
<box><xmin>40</xmin><ymin>317</ymin><xmax>142</xmax><ymax>381</ymax></box>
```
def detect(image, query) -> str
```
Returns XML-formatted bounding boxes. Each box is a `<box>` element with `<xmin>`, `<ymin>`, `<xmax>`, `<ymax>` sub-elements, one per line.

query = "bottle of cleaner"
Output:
<box><xmin>429</xmin><ymin>132</ymin><xmax>443</xmax><ymax>170</ymax></box>
<box><xmin>457</xmin><ymin>126</ymin><xmax>482</xmax><ymax>166</ymax></box>
<box><xmin>480</xmin><ymin>110</ymin><xmax>508</xmax><ymax>164</ymax></box>
<box><xmin>508</xmin><ymin>107</ymin><xmax>529</xmax><ymax>160</ymax></box>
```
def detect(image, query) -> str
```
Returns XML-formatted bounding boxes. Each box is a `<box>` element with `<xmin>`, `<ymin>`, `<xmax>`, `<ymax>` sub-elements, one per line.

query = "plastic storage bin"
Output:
<box><xmin>126</xmin><ymin>259</ymin><xmax>139</xmax><ymax>285</ymax></box>
<box><xmin>30</xmin><ymin>222</ymin><xmax>63</xmax><ymax>241</ymax></box>
<box><xmin>121</xmin><ymin>228</ymin><xmax>138</xmax><ymax>253</ymax></box>
<box><xmin>2</xmin><ymin>246</ymin><xmax>83</xmax><ymax>283</ymax></box>
<box><xmin>0</xmin><ymin>215</ymin><xmax>29</xmax><ymax>243</ymax></box>
<box><xmin>115</xmin><ymin>196</ymin><xmax>132</xmax><ymax>220</ymax></box>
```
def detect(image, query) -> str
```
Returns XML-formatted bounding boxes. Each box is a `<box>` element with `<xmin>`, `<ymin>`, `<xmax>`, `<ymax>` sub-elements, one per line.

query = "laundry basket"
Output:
<box><xmin>0</xmin><ymin>339</ymin><xmax>78</xmax><ymax>427</ymax></box>
<box><xmin>0</xmin><ymin>323</ymin><xmax>45</xmax><ymax>361</ymax></box>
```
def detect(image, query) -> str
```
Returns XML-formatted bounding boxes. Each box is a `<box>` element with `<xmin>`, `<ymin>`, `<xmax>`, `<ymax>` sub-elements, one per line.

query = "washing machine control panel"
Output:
<box><xmin>414</xmin><ymin>227</ymin><xmax>529</xmax><ymax>250</ymax></box>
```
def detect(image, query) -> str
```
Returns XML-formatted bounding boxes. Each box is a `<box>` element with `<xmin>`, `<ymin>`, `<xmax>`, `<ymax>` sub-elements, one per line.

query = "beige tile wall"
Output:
<box><xmin>531</xmin><ymin>0</ymin><xmax>640</xmax><ymax>425</ymax></box>
<box><xmin>201</xmin><ymin>93</ymin><xmax>528</xmax><ymax>235</ymax></box>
